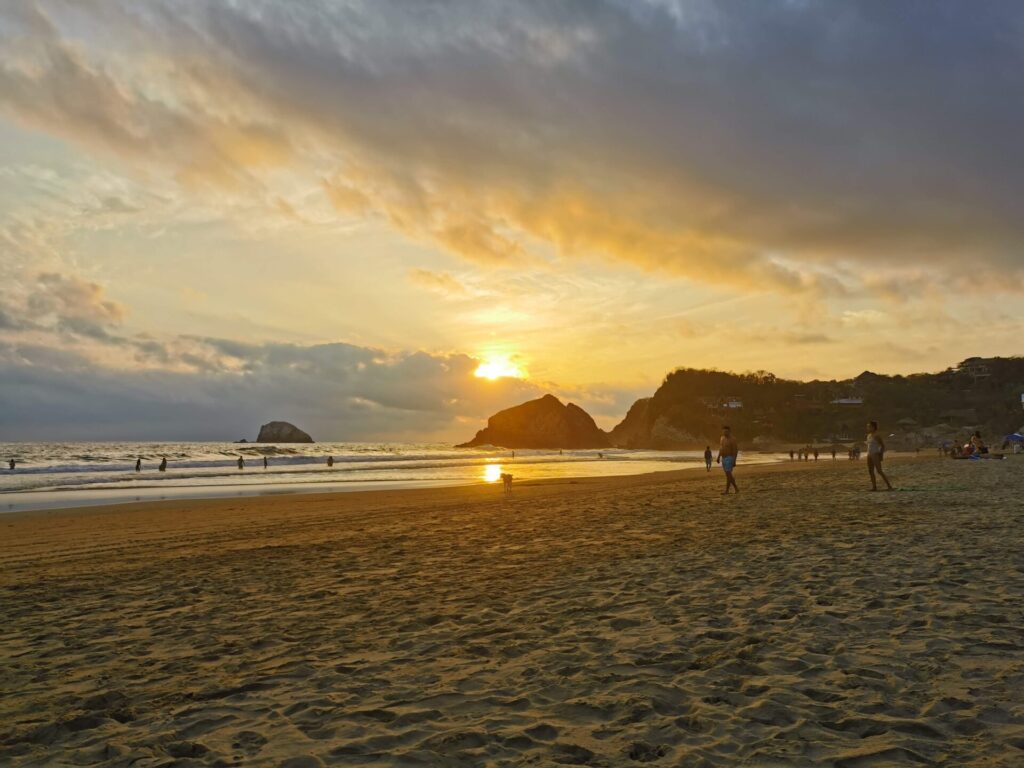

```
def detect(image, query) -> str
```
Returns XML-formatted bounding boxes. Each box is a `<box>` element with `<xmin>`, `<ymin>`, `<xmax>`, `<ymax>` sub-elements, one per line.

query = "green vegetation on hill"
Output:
<box><xmin>610</xmin><ymin>357</ymin><xmax>1024</xmax><ymax>448</ymax></box>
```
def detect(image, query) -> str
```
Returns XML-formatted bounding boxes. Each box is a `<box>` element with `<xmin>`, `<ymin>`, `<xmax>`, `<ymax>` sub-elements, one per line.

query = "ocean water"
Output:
<box><xmin>0</xmin><ymin>442</ymin><xmax>784</xmax><ymax>513</ymax></box>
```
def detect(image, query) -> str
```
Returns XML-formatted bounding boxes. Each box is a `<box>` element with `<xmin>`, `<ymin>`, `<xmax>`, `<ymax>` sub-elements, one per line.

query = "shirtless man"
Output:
<box><xmin>716</xmin><ymin>425</ymin><xmax>739</xmax><ymax>495</ymax></box>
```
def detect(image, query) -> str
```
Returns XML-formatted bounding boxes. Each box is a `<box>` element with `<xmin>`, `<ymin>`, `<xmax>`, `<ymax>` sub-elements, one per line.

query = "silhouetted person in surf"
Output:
<box><xmin>238</xmin><ymin>456</ymin><xmax>245</xmax><ymax>470</ymax></box>
<box><xmin>327</xmin><ymin>456</ymin><xmax>334</xmax><ymax>467</ymax></box>
<box><xmin>8</xmin><ymin>459</ymin><xmax>14</xmax><ymax>471</ymax></box>
<box><xmin>263</xmin><ymin>456</ymin><xmax>268</xmax><ymax>469</ymax></box>
<box><xmin>159</xmin><ymin>458</ymin><xmax>167</xmax><ymax>472</ymax></box>
<box><xmin>135</xmin><ymin>458</ymin><xmax>141</xmax><ymax>472</ymax></box>
<box><xmin>704</xmin><ymin>446</ymin><xmax>713</xmax><ymax>472</ymax></box>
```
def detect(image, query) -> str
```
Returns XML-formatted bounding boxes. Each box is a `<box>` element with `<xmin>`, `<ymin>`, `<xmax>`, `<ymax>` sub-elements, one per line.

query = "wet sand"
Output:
<box><xmin>3</xmin><ymin>456</ymin><xmax>1024</xmax><ymax>766</ymax></box>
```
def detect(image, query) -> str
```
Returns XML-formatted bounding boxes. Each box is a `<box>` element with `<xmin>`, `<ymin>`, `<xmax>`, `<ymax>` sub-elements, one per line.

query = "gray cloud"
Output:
<box><xmin>2</xmin><ymin>1</ymin><xmax>1023</xmax><ymax>294</ymax></box>
<box><xmin>0</xmin><ymin>272</ymin><xmax>127</xmax><ymax>340</ymax></box>
<box><xmin>0</xmin><ymin>335</ymin><xmax>548</xmax><ymax>441</ymax></box>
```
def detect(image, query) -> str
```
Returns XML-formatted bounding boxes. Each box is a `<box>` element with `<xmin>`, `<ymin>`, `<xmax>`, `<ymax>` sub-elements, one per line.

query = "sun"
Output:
<box><xmin>474</xmin><ymin>354</ymin><xmax>525</xmax><ymax>380</ymax></box>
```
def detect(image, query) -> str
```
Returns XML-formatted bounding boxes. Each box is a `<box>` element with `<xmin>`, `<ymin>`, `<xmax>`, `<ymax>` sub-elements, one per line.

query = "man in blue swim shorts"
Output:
<box><xmin>716</xmin><ymin>425</ymin><xmax>739</xmax><ymax>495</ymax></box>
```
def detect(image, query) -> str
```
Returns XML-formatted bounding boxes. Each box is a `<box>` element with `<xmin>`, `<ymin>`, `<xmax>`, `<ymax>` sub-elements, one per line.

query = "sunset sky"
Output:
<box><xmin>2</xmin><ymin>1</ymin><xmax>1023</xmax><ymax>440</ymax></box>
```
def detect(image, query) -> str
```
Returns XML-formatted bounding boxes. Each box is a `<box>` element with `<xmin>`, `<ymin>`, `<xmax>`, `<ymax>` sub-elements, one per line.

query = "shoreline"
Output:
<box><xmin>0</xmin><ymin>449</ymin><xmax>792</xmax><ymax>517</ymax></box>
<box><xmin>0</xmin><ymin>452</ymin><xmax>925</xmax><ymax>524</ymax></box>
<box><xmin>2</xmin><ymin>449</ymin><xmax>933</xmax><ymax>519</ymax></box>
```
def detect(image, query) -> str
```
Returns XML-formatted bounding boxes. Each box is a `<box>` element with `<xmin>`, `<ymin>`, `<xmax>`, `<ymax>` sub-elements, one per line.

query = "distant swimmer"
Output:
<box><xmin>327</xmin><ymin>456</ymin><xmax>334</xmax><ymax>467</ymax></box>
<box><xmin>704</xmin><ymin>445</ymin><xmax>713</xmax><ymax>472</ymax></box>
<box><xmin>716</xmin><ymin>425</ymin><xmax>739</xmax><ymax>495</ymax></box>
<box><xmin>135</xmin><ymin>458</ymin><xmax>141</xmax><ymax>472</ymax></box>
<box><xmin>238</xmin><ymin>456</ymin><xmax>245</xmax><ymax>470</ymax></box>
<box><xmin>263</xmin><ymin>456</ymin><xmax>268</xmax><ymax>469</ymax></box>
<box><xmin>501</xmin><ymin>472</ymin><xmax>513</xmax><ymax>496</ymax></box>
<box><xmin>159</xmin><ymin>458</ymin><xmax>167</xmax><ymax>472</ymax></box>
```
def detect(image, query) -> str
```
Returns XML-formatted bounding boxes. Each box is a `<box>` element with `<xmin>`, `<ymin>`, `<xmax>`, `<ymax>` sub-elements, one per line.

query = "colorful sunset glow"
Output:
<box><xmin>1</xmin><ymin>1</ymin><xmax>1022</xmax><ymax>440</ymax></box>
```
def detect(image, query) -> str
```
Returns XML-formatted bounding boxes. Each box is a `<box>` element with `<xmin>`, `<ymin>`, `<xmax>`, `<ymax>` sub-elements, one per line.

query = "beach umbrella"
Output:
<box><xmin>1004</xmin><ymin>433</ymin><xmax>1024</xmax><ymax>443</ymax></box>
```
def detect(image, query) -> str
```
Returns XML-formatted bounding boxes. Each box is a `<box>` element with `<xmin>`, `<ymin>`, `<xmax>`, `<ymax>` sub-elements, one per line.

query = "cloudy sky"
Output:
<box><xmin>1</xmin><ymin>0</ymin><xmax>1022</xmax><ymax>440</ymax></box>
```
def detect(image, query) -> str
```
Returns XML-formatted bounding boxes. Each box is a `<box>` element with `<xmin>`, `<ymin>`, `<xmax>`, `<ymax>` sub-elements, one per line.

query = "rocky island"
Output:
<box><xmin>255</xmin><ymin>421</ymin><xmax>314</xmax><ymax>443</ymax></box>
<box><xmin>458</xmin><ymin>394</ymin><xmax>609</xmax><ymax>449</ymax></box>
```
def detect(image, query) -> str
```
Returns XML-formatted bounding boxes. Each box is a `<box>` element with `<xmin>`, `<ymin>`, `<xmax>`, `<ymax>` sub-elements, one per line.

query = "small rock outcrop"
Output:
<box><xmin>256</xmin><ymin>421</ymin><xmax>314</xmax><ymax>443</ymax></box>
<box><xmin>458</xmin><ymin>394</ymin><xmax>609</xmax><ymax>449</ymax></box>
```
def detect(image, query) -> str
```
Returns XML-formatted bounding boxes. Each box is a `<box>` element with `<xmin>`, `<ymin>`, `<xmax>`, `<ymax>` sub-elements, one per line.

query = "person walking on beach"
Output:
<box><xmin>789</xmin><ymin>450</ymin><xmax>794</xmax><ymax>461</ymax></box>
<box><xmin>813</xmin><ymin>448</ymin><xmax>819</xmax><ymax>461</ymax></box>
<box><xmin>831</xmin><ymin>448</ymin><xmax>837</xmax><ymax>461</ymax></box>
<box><xmin>866</xmin><ymin>421</ymin><xmax>893</xmax><ymax>492</ymax></box>
<box><xmin>704</xmin><ymin>445</ymin><xmax>713</xmax><ymax>472</ymax></box>
<box><xmin>159</xmin><ymin>457</ymin><xmax>167</xmax><ymax>472</ymax></box>
<box><xmin>135</xmin><ymin>458</ymin><xmax>141</xmax><ymax>472</ymax></box>
<box><xmin>716</xmin><ymin>425</ymin><xmax>739</xmax><ymax>495</ymax></box>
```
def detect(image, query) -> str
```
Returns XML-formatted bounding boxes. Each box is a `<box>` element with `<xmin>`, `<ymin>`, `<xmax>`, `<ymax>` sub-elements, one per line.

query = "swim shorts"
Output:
<box><xmin>722</xmin><ymin>456</ymin><xmax>736</xmax><ymax>472</ymax></box>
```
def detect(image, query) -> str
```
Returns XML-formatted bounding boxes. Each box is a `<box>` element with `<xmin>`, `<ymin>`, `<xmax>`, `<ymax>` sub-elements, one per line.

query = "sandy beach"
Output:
<box><xmin>3</xmin><ymin>456</ymin><xmax>1024</xmax><ymax>766</ymax></box>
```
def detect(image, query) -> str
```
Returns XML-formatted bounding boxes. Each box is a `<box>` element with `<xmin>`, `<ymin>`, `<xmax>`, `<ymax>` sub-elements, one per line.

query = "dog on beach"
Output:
<box><xmin>500</xmin><ymin>472</ymin><xmax>513</xmax><ymax>496</ymax></box>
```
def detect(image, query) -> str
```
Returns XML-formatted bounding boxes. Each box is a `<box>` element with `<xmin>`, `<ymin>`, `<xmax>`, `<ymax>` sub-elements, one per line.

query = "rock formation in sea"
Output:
<box><xmin>458</xmin><ymin>394</ymin><xmax>610</xmax><ymax>449</ymax></box>
<box><xmin>256</xmin><ymin>421</ymin><xmax>314</xmax><ymax>443</ymax></box>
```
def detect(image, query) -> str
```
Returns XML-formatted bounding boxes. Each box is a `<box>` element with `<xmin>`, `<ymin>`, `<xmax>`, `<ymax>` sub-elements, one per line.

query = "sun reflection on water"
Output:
<box><xmin>483</xmin><ymin>463</ymin><xmax>503</xmax><ymax>483</ymax></box>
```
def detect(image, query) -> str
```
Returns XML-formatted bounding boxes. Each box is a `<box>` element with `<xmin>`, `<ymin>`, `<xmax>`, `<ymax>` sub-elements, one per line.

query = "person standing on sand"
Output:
<box><xmin>704</xmin><ymin>445</ymin><xmax>713</xmax><ymax>472</ymax></box>
<box><xmin>831</xmin><ymin>448</ymin><xmax>837</xmax><ymax>461</ymax></box>
<box><xmin>813</xmin><ymin>448</ymin><xmax>819</xmax><ymax>461</ymax></box>
<box><xmin>866</xmin><ymin>421</ymin><xmax>893</xmax><ymax>492</ymax></box>
<box><xmin>789</xmin><ymin>450</ymin><xmax>794</xmax><ymax>461</ymax></box>
<box><xmin>716</xmin><ymin>426</ymin><xmax>739</xmax><ymax>494</ymax></box>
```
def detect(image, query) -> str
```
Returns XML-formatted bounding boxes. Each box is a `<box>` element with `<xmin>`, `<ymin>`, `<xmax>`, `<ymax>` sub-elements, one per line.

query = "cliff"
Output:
<box><xmin>458</xmin><ymin>394</ymin><xmax>610</xmax><ymax>449</ymax></box>
<box><xmin>606</xmin><ymin>356</ymin><xmax>1024</xmax><ymax>447</ymax></box>
<box><xmin>608</xmin><ymin>397</ymin><xmax>651</xmax><ymax>448</ymax></box>
<box><xmin>256</xmin><ymin>421</ymin><xmax>314</xmax><ymax>443</ymax></box>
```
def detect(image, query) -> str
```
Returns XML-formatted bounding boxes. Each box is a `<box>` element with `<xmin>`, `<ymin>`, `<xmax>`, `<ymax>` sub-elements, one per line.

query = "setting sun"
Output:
<box><xmin>474</xmin><ymin>355</ymin><xmax>525</xmax><ymax>381</ymax></box>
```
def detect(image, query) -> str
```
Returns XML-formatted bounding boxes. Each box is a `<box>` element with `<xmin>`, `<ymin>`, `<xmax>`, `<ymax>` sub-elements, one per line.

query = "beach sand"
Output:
<box><xmin>2</xmin><ymin>456</ymin><xmax>1024</xmax><ymax>766</ymax></box>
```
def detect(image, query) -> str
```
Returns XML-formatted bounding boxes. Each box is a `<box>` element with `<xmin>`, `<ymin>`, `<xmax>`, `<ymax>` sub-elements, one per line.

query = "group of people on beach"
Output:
<box><xmin>788</xmin><ymin>447</ymin><xmax>825</xmax><ymax>462</ymax></box>
<box><xmin>712</xmin><ymin>420</ymin><xmax>894</xmax><ymax>494</ymax></box>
